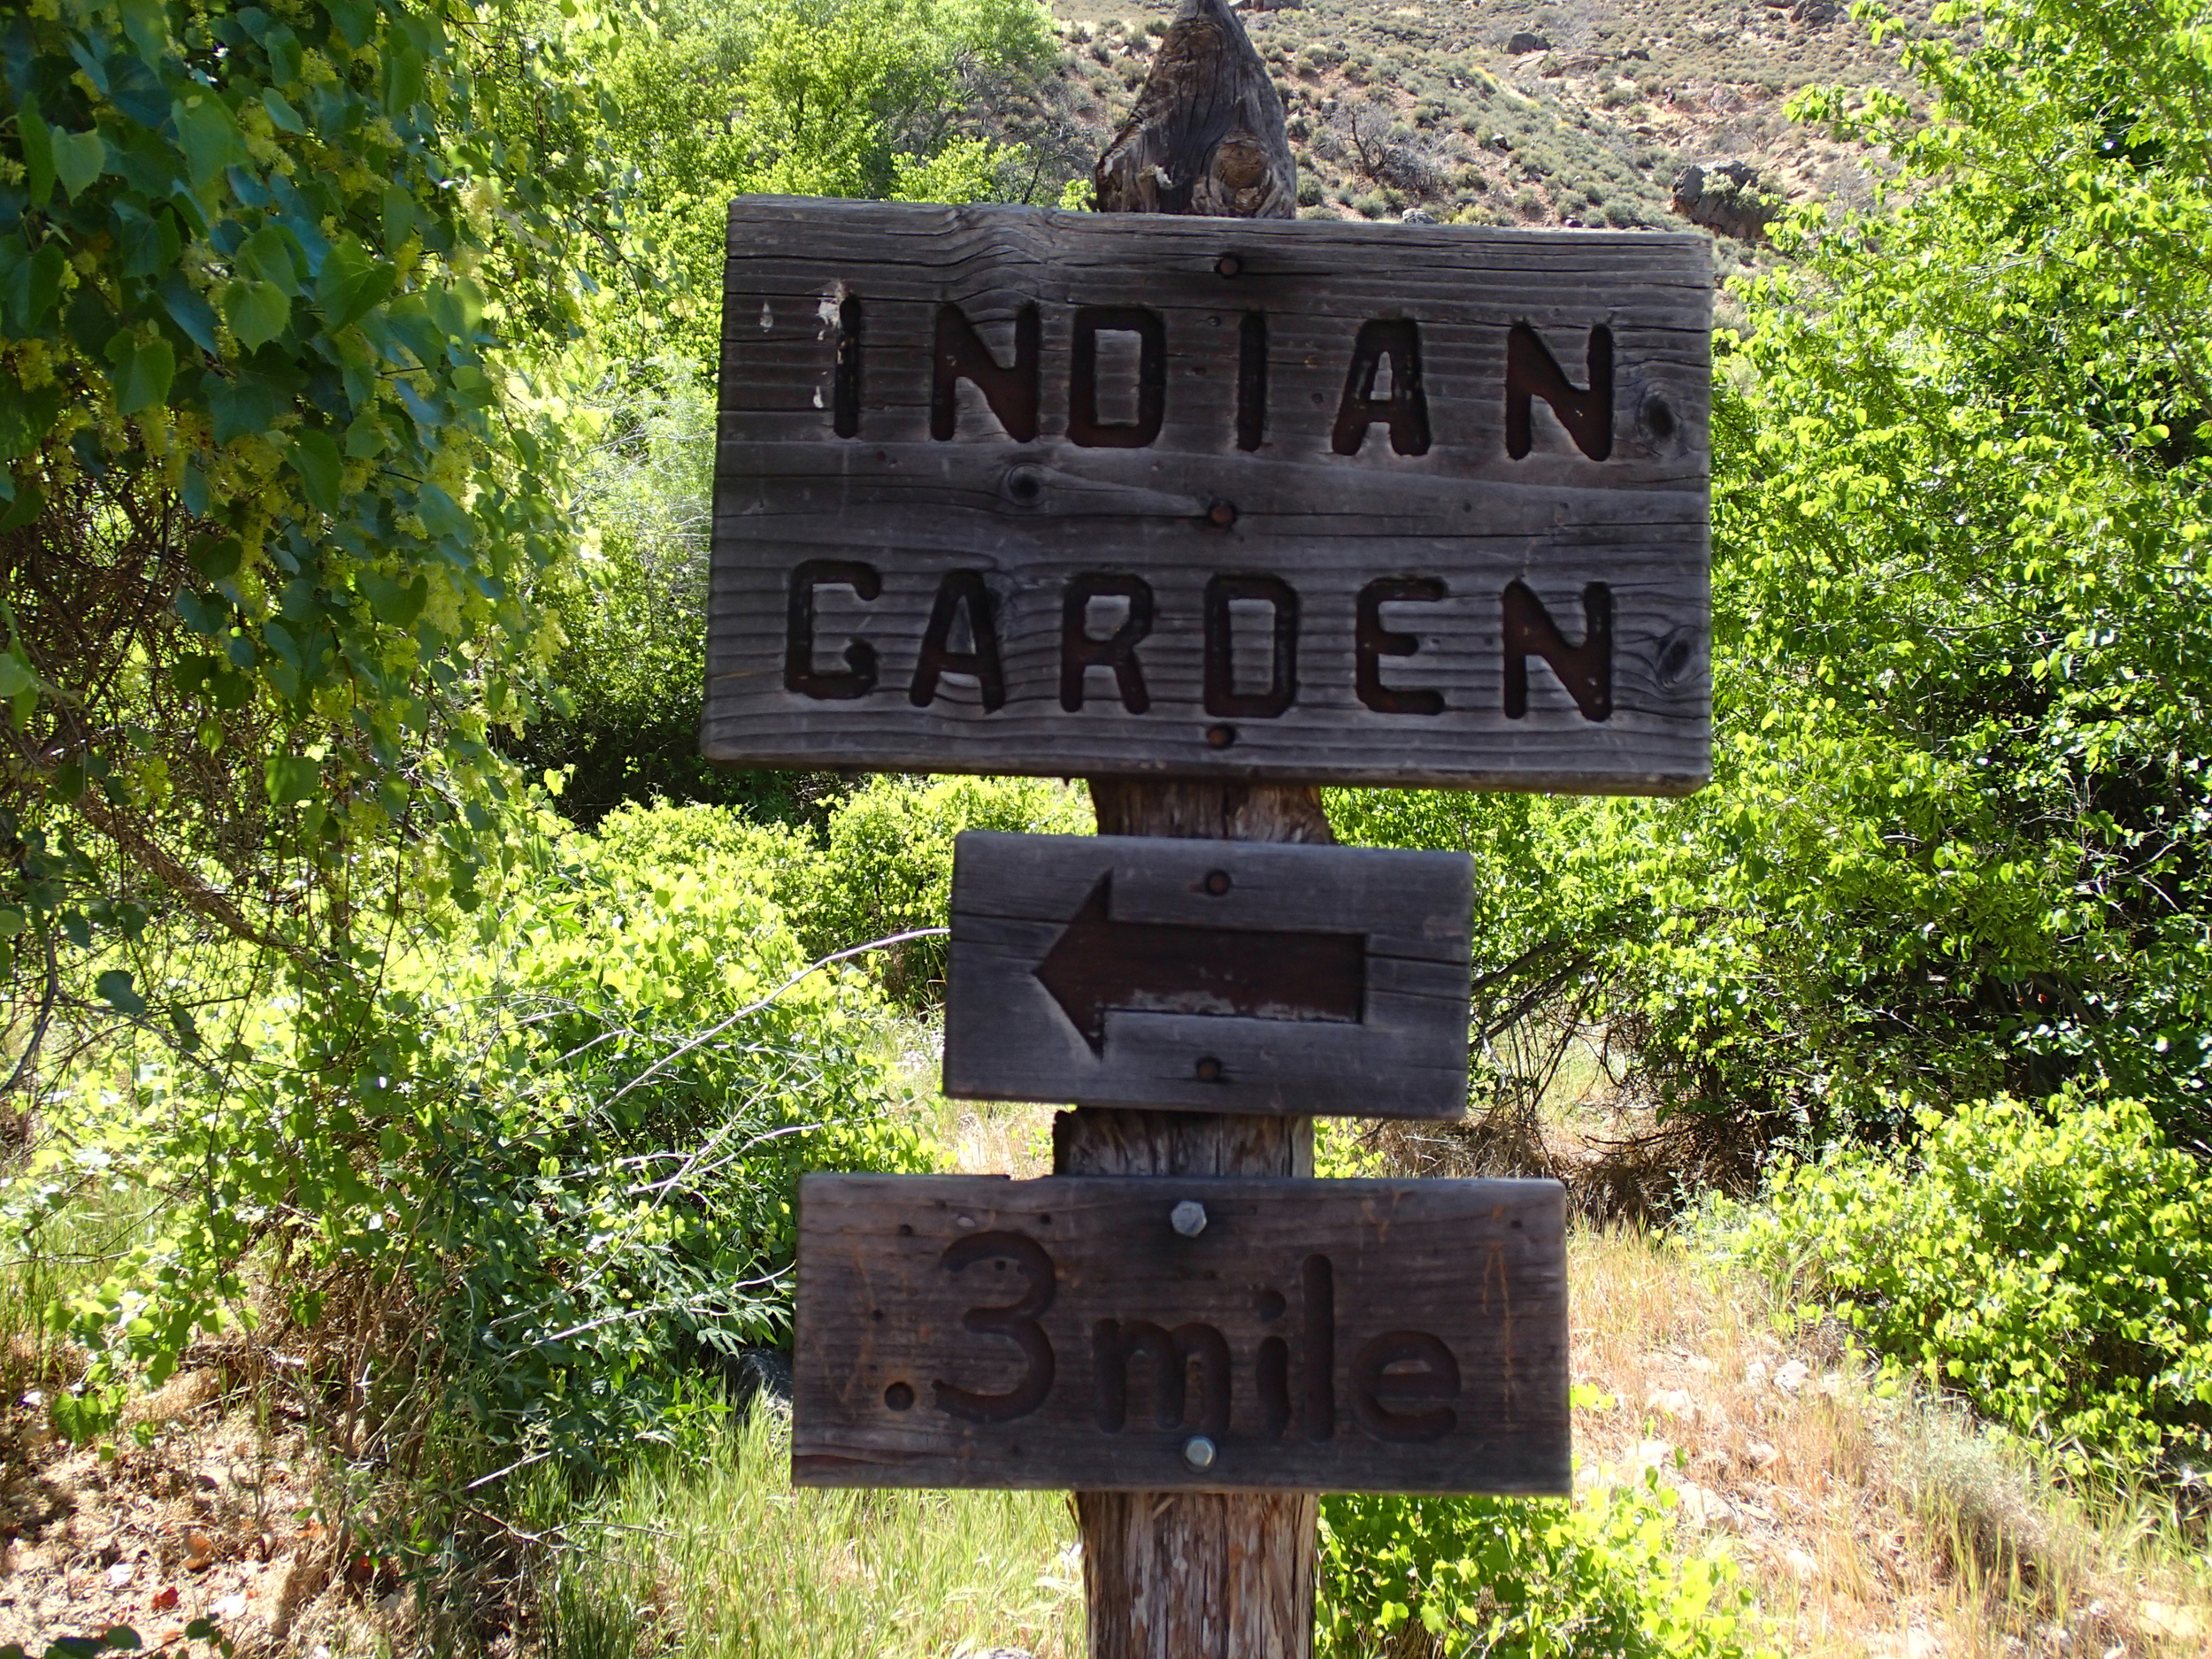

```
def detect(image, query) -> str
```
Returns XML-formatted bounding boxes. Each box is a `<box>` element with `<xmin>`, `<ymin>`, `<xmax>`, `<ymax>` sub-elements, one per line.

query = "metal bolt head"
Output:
<box><xmin>1171</xmin><ymin>1200</ymin><xmax>1209</xmax><ymax>1237</ymax></box>
<box><xmin>1215</xmin><ymin>253</ymin><xmax>1242</xmax><ymax>278</ymax></box>
<box><xmin>1183</xmin><ymin>1434</ymin><xmax>1217</xmax><ymax>1469</ymax></box>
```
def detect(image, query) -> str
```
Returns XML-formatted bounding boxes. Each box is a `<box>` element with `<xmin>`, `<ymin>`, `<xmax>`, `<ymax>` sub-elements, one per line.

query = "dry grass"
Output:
<box><xmin>1565</xmin><ymin>1225</ymin><xmax>2212</xmax><ymax>1659</ymax></box>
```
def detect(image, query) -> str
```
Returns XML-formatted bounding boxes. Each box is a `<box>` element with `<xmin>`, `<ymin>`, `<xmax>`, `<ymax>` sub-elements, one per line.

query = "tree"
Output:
<box><xmin>1340</xmin><ymin>0</ymin><xmax>2212</xmax><ymax>1164</ymax></box>
<box><xmin>0</xmin><ymin>0</ymin><xmax>616</xmax><ymax>1419</ymax></box>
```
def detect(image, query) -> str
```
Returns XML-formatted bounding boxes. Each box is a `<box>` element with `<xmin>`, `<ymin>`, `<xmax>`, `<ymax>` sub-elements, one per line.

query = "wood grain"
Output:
<box><xmin>791</xmin><ymin>1174</ymin><xmax>1571</xmax><ymax>1494</ymax></box>
<box><xmin>945</xmin><ymin>832</ymin><xmax>1474</xmax><ymax>1118</ymax></box>
<box><xmin>704</xmin><ymin>197</ymin><xmax>1712</xmax><ymax>792</ymax></box>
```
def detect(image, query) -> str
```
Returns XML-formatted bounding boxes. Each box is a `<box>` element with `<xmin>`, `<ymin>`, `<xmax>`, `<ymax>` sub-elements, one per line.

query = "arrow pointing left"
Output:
<box><xmin>1031</xmin><ymin>874</ymin><xmax>1365</xmax><ymax>1053</ymax></box>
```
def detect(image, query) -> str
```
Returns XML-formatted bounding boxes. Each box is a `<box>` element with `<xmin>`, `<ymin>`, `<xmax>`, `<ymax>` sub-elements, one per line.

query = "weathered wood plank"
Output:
<box><xmin>946</xmin><ymin>832</ymin><xmax>1474</xmax><ymax>1118</ymax></box>
<box><xmin>791</xmin><ymin>1174</ymin><xmax>1571</xmax><ymax>1494</ymax></box>
<box><xmin>705</xmin><ymin>196</ymin><xmax>1711</xmax><ymax>792</ymax></box>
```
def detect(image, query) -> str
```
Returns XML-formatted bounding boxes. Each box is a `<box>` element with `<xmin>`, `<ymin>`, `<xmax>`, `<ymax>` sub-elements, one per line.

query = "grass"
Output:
<box><xmin>532</xmin><ymin>1406</ymin><xmax>1082</xmax><ymax>1659</ymax></box>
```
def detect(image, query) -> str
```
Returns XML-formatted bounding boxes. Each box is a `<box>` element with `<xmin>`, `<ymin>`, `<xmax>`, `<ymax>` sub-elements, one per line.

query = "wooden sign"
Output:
<box><xmin>793</xmin><ymin>1173</ymin><xmax>1569</xmax><ymax>1494</ymax></box>
<box><xmin>705</xmin><ymin>197</ymin><xmax>1710</xmax><ymax>793</ymax></box>
<box><xmin>945</xmin><ymin>832</ymin><xmax>1473</xmax><ymax>1118</ymax></box>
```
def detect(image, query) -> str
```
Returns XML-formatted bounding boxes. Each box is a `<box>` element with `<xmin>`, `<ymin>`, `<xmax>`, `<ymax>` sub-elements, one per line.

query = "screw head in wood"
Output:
<box><xmin>1171</xmin><ymin>1199</ymin><xmax>1209</xmax><ymax>1237</ymax></box>
<box><xmin>1183</xmin><ymin>1435</ymin><xmax>1217</xmax><ymax>1469</ymax></box>
<box><xmin>1204</xmin><ymin>869</ymin><xmax>1232</xmax><ymax>895</ymax></box>
<box><xmin>1194</xmin><ymin>1056</ymin><xmax>1224</xmax><ymax>1083</ymax></box>
<box><xmin>1206</xmin><ymin>499</ymin><xmax>1238</xmax><ymax>527</ymax></box>
<box><xmin>1215</xmin><ymin>253</ymin><xmax>1242</xmax><ymax>278</ymax></box>
<box><xmin>1205</xmin><ymin>724</ymin><xmax>1236</xmax><ymax>749</ymax></box>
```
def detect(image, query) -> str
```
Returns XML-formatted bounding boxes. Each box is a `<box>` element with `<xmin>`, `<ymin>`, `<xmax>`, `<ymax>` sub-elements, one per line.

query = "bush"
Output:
<box><xmin>1705</xmin><ymin>1093</ymin><xmax>2212</xmax><ymax>1479</ymax></box>
<box><xmin>791</xmin><ymin>776</ymin><xmax>1092</xmax><ymax>1004</ymax></box>
<box><xmin>1321</xmin><ymin>1468</ymin><xmax>1776</xmax><ymax>1658</ymax></box>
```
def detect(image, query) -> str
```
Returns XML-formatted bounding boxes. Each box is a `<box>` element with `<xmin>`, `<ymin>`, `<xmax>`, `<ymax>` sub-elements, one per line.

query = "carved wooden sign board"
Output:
<box><xmin>945</xmin><ymin>832</ymin><xmax>1475</xmax><ymax>1118</ymax></box>
<box><xmin>706</xmin><ymin>197</ymin><xmax>1711</xmax><ymax>793</ymax></box>
<box><xmin>793</xmin><ymin>1174</ymin><xmax>1570</xmax><ymax>1494</ymax></box>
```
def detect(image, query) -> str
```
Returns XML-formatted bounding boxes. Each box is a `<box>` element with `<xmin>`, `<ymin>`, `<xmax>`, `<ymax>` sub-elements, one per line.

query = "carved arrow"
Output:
<box><xmin>1031</xmin><ymin>875</ymin><xmax>1365</xmax><ymax>1053</ymax></box>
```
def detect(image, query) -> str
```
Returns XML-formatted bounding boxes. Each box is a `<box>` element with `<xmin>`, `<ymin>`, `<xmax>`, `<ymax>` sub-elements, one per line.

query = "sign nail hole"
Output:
<box><xmin>884</xmin><ymin>1381</ymin><xmax>915</xmax><ymax>1411</ymax></box>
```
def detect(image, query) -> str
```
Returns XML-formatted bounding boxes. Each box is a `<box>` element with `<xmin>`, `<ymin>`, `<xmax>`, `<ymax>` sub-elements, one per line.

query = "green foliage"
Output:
<box><xmin>517</xmin><ymin>366</ymin><xmax>826</xmax><ymax>822</ymax></box>
<box><xmin>0</xmin><ymin>1622</ymin><xmax>227</xmax><ymax>1659</ymax></box>
<box><xmin>1706</xmin><ymin>1092</ymin><xmax>2212</xmax><ymax>1478</ymax></box>
<box><xmin>0</xmin><ymin>0</ymin><xmax>603</xmax><ymax>943</ymax></box>
<box><xmin>1334</xmin><ymin>0</ymin><xmax>2212</xmax><ymax>1154</ymax></box>
<box><xmin>15</xmin><ymin>801</ymin><xmax>933</xmax><ymax>1462</ymax></box>
<box><xmin>587</xmin><ymin>0</ymin><xmax>1060</xmax><ymax>373</ymax></box>
<box><xmin>789</xmin><ymin>774</ymin><xmax>1092</xmax><ymax>1004</ymax></box>
<box><xmin>1320</xmin><ymin>1468</ymin><xmax>1775</xmax><ymax>1658</ymax></box>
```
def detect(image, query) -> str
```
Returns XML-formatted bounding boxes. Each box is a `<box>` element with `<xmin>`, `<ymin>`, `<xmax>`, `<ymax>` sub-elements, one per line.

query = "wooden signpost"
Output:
<box><xmin>708</xmin><ymin>2</ymin><xmax>1713</xmax><ymax>1653</ymax></box>
<box><xmin>792</xmin><ymin>1175</ymin><xmax>1568</xmax><ymax>1493</ymax></box>
<box><xmin>943</xmin><ymin>832</ymin><xmax>1475</xmax><ymax>1118</ymax></box>
<box><xmin>704</xmin><ymin>204</ymin><xmax>1712</xmax><ymax>793</ymax></box>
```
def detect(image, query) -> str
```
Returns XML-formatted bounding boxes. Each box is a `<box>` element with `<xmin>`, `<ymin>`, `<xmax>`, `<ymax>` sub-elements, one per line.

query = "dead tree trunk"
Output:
<box><xmin>1058</xmin><ymin>5</ymin><xmax>1325</xmax><ymax>1655</ymax></box>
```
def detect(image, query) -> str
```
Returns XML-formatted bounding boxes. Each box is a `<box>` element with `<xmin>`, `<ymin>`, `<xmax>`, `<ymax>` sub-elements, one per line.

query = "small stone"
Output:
<box><xmin>105</xmin><ymin>1562</ymin><xmax>134</xmax><ymax>1591</ymax></box>
<box><xmin>1742</xmin><ymin>1358</ymin><xmax>1769</xmax><ymax>1387</ymax></box>
<box><xmin>1644</xmin><ymin>1386</ymin><xmax>1698</xmax><ymax>1421</ymax></box>
<box><xmin>215</xmin><ymin>1590</ymin><xmax>249</xmax><ymax>1620</ymax></box>
<box><xmin>1783</xmin><ymin>1547</ymin><xmax>1818</xmax><ymax>1582</ymax></box>
<box><xmin>1746</xmin><ymin>1440</ymin><xmax>1779</xmax><ymax>1470</ymax></box>
<box><xmin>1772</xmin><ymin>1359</ymin><xmax>1811</xmax><ymax>1394</ymax></box>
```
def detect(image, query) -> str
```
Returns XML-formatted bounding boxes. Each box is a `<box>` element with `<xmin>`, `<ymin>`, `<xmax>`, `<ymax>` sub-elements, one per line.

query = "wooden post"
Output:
<box><xmin>1062</xmin><ymin>5</ymin><xmax>1324</xmax><ymax>1654</ymax></box>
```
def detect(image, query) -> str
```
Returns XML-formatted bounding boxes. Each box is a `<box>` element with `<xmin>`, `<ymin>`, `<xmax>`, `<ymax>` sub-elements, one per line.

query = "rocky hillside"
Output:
<box><xmin>1046</xmin><ymin>0</ymin><xmax>1944</xmax><ymax>257</ymax></box>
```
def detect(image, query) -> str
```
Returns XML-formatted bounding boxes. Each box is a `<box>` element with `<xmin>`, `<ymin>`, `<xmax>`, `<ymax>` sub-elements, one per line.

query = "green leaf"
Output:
<box><xmin>260</xmin><ymin>88</ymin><xmax>307</xmax><ymax>134</ymax></box>
<box><xmin>362</xmin><ymin>572</ymin><xmax>428</xmax><ymax>626</ymax></box>
<box><xmin>95</xmin><ymin>971</ymin><xmax>147</xmax><ymax>1017</ymax></box>
<box><xmin>106</xmin><ymin>334</ymin><xmax>175</xmax><ymax>416</ymax></box>
<box><xmin>0</xmin><ymin>485</ymin><xmax>43</xmax><ymax>534</ymax></box>
<box><xmin>17</xmin><ymin>109</ymin><xmax>56</xmax><ymax>205</ymax></box>
<box><xmin>50</xmin><ymin>128</ymin><xmax>106</xmax><ymax>200</ymax></box>
<box><xmin>289</xmin><ymin>429</ymin><xmax>342</xmax><ymax>514</ymax></box>
<box><xmin>173</xmin><ymin>96</ymin><xmax>248</xmax><ymax>188</ymax></box>
<box><xmin>317</xmin><ymin>236</ymin><xmax>397</xmax><ymax>333</ymax></box>
<box><xmin>0</xmin><ymin>651</ymin><xmax>38</xmax><ymax>698</ymax></box>
<box><xmin>159</xmin><ymin>274</ymin><xmax>220</xmax><ymax>355</ymax></box>
<box><xmin>223</xmin><ymin>280</ymin><xmax>291</xmax><ymax>350</ymax></box>
<box><xmin>236</xmin><ymin>226</ymin><xmax>303</xmax><ymax>297</ymax></box>
<box><xmin>118</xmin><ymin>0</ymin><xmax>169</xmax><ymax>55</ymax></box>
<box><xmin>265</xmin><ymin>754</ymin><xmax>320</xmax><ymax>807</ymax></box>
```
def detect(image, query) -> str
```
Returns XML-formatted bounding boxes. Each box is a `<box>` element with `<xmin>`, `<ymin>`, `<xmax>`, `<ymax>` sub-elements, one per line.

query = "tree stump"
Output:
<box><xmin>1059</xmin><ymin>4</ymin><xmax>1325</xmax><ymax>1655</ymax></box>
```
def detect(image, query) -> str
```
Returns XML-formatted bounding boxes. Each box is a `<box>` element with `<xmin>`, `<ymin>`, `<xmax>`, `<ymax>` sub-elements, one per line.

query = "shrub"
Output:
<box><xmin>1321</xmin><ymin>1468</ymin><xmax>1776</xmax><ymax>1658</ymax></box>
<box><xmin>1705</xmin><ymin>1093</ymin><xmax>2212</xmax><ymax>1479</ymax></box>
<box><xmin>787</xmin><ymin>775</ymin><xmax>1093</xmax><ymax>1005</ymax></box>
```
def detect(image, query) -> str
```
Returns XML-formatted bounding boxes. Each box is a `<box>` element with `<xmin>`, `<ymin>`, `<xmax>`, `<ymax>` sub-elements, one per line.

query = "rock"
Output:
<box><xmin>1671</xmin><ymin>160</ymin><xmax>1781</xmax><ymax>242</ymax></box>
<box><xmin>1783</xmin><ymin>1546</ymin><xmax>1819</xmax><ymax>1582</ymax></box>
<box><xmin>1676</xmin><ymin>1481</ymin><xmax>1732</xmax><ymax>1526</ymax></box>
<box><xmin>1644</xmin><ymin>1386</ymin><xmax>1699</xmax><ymax>1423</ymax></box>
<box><xmin>1486</xmin><ymin>132</ymin><xmax>1513</xmax><ymax>152</ymax></box>
<box><xmin>105</xmin><ymin>1562</ymin><xmax>134</xmax><ymax>1591</ymax></box>
<box><xmin>1742</xmin><ymin>1358</ymin><xmax>1769</xmax><ymax>1387</ymax></box>
<box><xmin>1399</xmin><ymin>206</ymin><xmax>1437</xmax><ymax>224</ymax></box>
<box><xmin>1746</xmin><ymin>1440</ymin><xmax>1779</xmax><ymax>1470</ymax></box>
<box><xmin>1771</xmin><ymin>1358</ymin><xmax>1811</xmax><ymax>1394</ymax></box>
<box><xmin>733</xmin><ymin>1348</ymin><xmax>794</xmax><ymax>1409</ymax></box>
<box><xmin>1506</xmin><ymin>31</ymin><xmax>1550</xmax><ymax>53</ymax></box>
